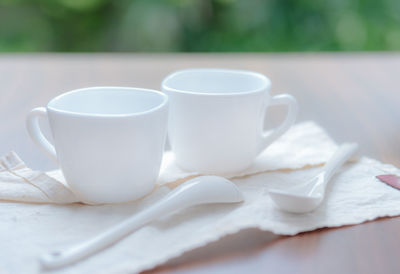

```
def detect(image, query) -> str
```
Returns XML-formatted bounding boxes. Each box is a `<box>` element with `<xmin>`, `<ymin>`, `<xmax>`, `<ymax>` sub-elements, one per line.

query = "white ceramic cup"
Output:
<box><xmin>162</xmin><ymin>68</ymin><xmax>298</xmax><ymax>174</ymax></box>
<box><xmin>26</xmin><ymin>87</ymin><xmax>168</xmax><ymax>204</ymax></box>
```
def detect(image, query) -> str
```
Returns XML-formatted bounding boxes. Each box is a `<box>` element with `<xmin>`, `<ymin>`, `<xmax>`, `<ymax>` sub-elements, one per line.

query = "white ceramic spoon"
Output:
<box><xmin>40</xmin><ymin>176</ymin><xmax>243</xmax><ymax>269</ymax></box>
<box><xmin>268</xmin><ymin>143</ymin><xmax>358</xmax><ymax>214</ymax></box>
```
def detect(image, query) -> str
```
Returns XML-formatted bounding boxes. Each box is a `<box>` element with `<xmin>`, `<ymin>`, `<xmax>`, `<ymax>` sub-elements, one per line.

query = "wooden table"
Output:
<box><xmin>1</xmin><ymin>53</ymin><xmax>399</xmax><ymax>273</ymax></box>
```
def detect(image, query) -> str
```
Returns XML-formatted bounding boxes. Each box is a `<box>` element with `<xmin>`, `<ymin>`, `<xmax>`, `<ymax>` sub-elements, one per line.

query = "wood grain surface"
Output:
<box><xmin>0</xmin><ymin>53</ymin><xmax>399</xmax><ymax>274</ymax></box>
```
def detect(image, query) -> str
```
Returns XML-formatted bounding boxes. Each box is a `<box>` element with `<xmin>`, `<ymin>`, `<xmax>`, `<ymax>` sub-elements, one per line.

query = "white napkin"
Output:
<box><xmin>1</xmin><ymin>121</ymin><xmax>400</xmax><ymax>274</ymax></box>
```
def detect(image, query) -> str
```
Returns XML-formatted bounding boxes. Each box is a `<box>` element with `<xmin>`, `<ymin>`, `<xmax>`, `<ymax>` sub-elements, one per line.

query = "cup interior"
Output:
<box><xmin>163</xmin><ymin>69</ymin><xmax>270</xmax><ymax>95</ymax></box>
<box><xmin>47</xmin><ymin>87</ymin><xmax>167</xmax><ymax>116</ymax></box>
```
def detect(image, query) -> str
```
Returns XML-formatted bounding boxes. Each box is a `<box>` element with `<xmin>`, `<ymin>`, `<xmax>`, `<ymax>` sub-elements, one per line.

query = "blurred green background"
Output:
<box><xmin>1</xmin><ymin>0</ymin><xmax>399</xmax><ymax>52</ymax></box>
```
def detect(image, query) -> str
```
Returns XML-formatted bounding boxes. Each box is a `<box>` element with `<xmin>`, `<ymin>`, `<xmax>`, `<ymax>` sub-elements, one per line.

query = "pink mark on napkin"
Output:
<box><xmin>376</xmin><ymin>174</ymin><xmax>400</xmax><ymax>190</ymax></box>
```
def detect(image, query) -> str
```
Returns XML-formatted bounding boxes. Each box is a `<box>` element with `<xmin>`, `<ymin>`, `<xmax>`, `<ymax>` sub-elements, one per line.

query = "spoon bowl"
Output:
<box><xmin>268</xmin><ymin>188</ymin><xmax>323</xmax><ymax>213</ymax></box>
<box><xmin>269</xmin><ymin>143</ymin><xmax>358</xmax><ymax>213</ymax></box>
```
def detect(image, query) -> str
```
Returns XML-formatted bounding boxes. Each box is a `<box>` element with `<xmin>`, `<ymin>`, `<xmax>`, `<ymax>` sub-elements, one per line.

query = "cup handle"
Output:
<box><xmin>259</xmin><ymin>94</ymin><xmax>298</xmax><ymax>153</ymax></box>
<box><xmin>26</xmin><ymin>107</ymin><xmax>57</xmax><ymax>162</ymax></box>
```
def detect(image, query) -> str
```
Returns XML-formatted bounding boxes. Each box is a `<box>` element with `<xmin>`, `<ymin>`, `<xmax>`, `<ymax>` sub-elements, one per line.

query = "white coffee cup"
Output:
<box><xmin>26</xmin><ymin>87</ymin><xmax>168</xmax><ymax>204</ymax></box>
<box><xmin>162</xmin><ymin>68</ymin><xmax>298</xmax><ymax>174</ymax></box>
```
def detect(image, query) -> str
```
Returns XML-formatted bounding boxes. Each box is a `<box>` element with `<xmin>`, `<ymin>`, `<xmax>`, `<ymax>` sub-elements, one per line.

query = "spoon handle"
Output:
<box><xmin>322</xmin><ymin>143</ymin><xmax>358</xmax><ymax>182</ymax></box>
<box><xmin>40</xmin><ymin>190</ymin><xmax>186</xmax><ymax>269</ymax></box>
<box><xmin>40</xmin><ymin>177</ymin><xmax>210</xmax><ymax>270</ymax></box>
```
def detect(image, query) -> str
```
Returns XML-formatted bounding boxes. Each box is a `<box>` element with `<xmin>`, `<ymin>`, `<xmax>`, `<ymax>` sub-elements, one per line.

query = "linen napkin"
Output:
<box><xmin>1</xmin><ymin>121</ymin><xmax>400</xmax><ymax>274</ymax></box>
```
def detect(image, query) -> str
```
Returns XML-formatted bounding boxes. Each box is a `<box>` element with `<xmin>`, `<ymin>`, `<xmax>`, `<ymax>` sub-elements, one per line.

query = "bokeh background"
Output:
<box><xmin>1</xmin><ymin>0</ymin><xmax>400</xmax><ymax>52</ymax></box>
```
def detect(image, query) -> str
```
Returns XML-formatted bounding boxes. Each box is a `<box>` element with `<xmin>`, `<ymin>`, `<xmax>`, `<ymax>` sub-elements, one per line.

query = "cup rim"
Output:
<box><xmin>161</xmin><ymin>68</ymin><xmax>271</xmax><ymax>96</ymax></box>
<box><xmin>46</xmin><ymin>86</ymin><xmax>168</xmax><ymax>118</ymax></box>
